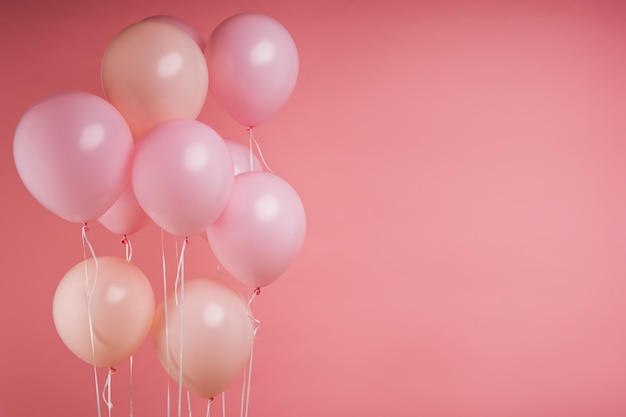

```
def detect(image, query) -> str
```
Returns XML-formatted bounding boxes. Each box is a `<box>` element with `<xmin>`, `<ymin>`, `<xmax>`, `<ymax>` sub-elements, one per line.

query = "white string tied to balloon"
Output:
<box><xmin>240</xmin><ymin>287</ymin><xmax>262</xmax><ymax>417</ymax></box>
<box><xmin>204</xmin><ymin>396</ymin><xmax>215</xmax><ymax>417</ymax></box>
<box><xmin>81</xmin><ymin>223</ymin><xmax>102</xmax><ymax>417</ymax></box>
<box><xmin>102</xmin><ymin>367</ymin><xmax>115</xmax><ymax>416</ymax></box>
<box><xmin>247</xmin><ymin>128</ymin><xmax>273</xmax><ymax>173</ymax></box>
<box><xmin>175</xmin><ymin>237</ymin><xmax>189</xmax><ymax>417</ymax></box>
<box><xmin>121</xmin><ymin>236</ymin><xmax>134</xmax><ymax>417</ymax></box>
<box><xmin>122</xmin><ymin>235</ymin><xmax>133</xmax><ymax>262</ymax></box>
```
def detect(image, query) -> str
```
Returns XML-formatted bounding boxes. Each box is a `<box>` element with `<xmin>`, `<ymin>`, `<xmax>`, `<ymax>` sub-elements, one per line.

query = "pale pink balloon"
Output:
<box><xmin>52</xmin><ymin>257</ymin><xmax>155</xmax><ymax>368</ymax></box>
<box><xmin>13</xmin><ymin>91</ymin><xmax>134</xmax><ymax>223</ymax></box>
<box><xmin>206</xmin><ymin>13</ymin><xmax>299</xmax><ymax>127</ymax></box>
<box><xmin>207</xmin><ymin>171</ymin><xmax>306</xmax><ymax>288</ymax></box>
<box><xmin>132</xmin><ymin>120</ymin><xmax>234</xmax><ymax>237</ymax></box>
<box><xmin>153</xmin><ymin>278</ymin><xmax>254</xmax><ymax>398</ymax></box>
<box><xmin>144</xmin><ymin>15</ymin><xmax>206</xmax><ymax>51</ymax></box>
<box><xmin>98</xmin><ymin>183</ymin><xmax>150</xmax><ymax>236</ymax></box>
<box><xmin>102</xmin><ymin>20</ymin><xmax>209</xmax><ymax>137</ymax></box>
<box><xmin>223</xmin><ymin>139</ymin><xmax>262</xmax><ymax>175</ymax></box>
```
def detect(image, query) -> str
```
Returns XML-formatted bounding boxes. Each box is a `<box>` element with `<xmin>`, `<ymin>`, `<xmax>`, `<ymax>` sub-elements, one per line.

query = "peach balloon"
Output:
<box><xmin>153</xmin><ymin>278</ymin><xmax>254</xmax><ymax>398</ymax></box>
<box><xmin>52</xmin><ymin>257</ymin><xmax>155</xmax><ymax>367</ymax></box>
<box><xmin>101</xmin><ymin>20</ymin><xmax>208</xmax><ymax>137</ymax></box>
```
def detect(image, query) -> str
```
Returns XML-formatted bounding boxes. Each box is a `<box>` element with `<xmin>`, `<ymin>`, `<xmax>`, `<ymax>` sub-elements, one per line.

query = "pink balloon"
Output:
<box><xmin>13</xmin><ymin>91</ymin><xmax>134</xmax><ymax>223</ymax></box>
<box><xmin>53</xmin><ymin>257</ymin><xmax>155</xmax><ymax>368</ymax></box>
<box><xmin>206</xmin><ymin>13</ymin><xmax>299</xmax><ymax>127</ymax></box>
<box><xmin>144</xmin><ymin>15</ymin><xmax>206</xmax><ymax>51</ymax></box>
<box><xmin>98</xmin><ymin>183</ymin><xmax>150</xmax><ymax>236</ymax></box>
<box><xmin>207</xmin><ymin>171</ymin><xmax>306</xmax><ymax>288</ymax></box>
<box><xmin>224</xmin><ymin>139</ymin><xmax>262</xmax><ymax>175</ymax></box>
<box><xmin>132</xmin><ymin>120</ymin><xmax>234</xmax><ymax>237</ymax></box>
<box><xmin>153</xmin><ymin>278</ymin><xmax>254</xmax><ymax>398</ymax></box>
<box><xmin>102</xmin><ymin>20</ymin><xmax>208</xmax><ymax>137</ymax></box>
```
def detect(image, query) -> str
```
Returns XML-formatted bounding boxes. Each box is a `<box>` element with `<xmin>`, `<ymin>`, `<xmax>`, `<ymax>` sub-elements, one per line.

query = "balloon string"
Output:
<box><xmin>175</xmin><ymin>238</ymin><xmax>188</xmax><ymax>306</ymax></box>
<box><xmin>248</xmin><ymin>128</ymin><xmax>254</xmax><ymax>172</ymax></box>
<box><xmin>120</xmin><ymin>236</ymin><xmax>134</xmax><ymax>417</ymax></box>
<box><xmin>121</xmin><ymin>235</ymin><xmax>133</xmax><ymax>262</ymax></box>
<box><xmin>243</xmin><ymin>341</ymin><xmax>256</xmax><ymax>417</ymax></box>
<box><xmin>176</xmin><ymin>237</ymin><xmax>189</xmax><ymax>417</ymax></box>
<box><xmin>221</xmin><ymin>392</ymin><xmax>226</xmax><ymax>417</ymax></box>
<box><xmin>247</xmin><ymin>128</ymin><xmax>273</xmax><ymax>173</ymax></box>
<box><xmin>161</xmin><ymin>229</ymin><xmax>172</xmax><ymax>417</ymax></box>
<box><xmin>205</xmin><ymin>397</ymin><xmax>214</xmax><ymax>417</ymax></box>
<box><xmin>81</xmin><ymin>223</ymin><xmax>99</xmax><ymax>297</ymax></box>
<box><xmin>241</xmin><ymin>288</ymin><xmax>261</xmax><ymax>417</ymax></box>
<box><xmin>129</xmin><ymin>355</ymin><xmax>134</xmax><ymax>417</ymax></box>
<box><xmin>102</xmin><ymin>367</ymin><xmax>114</xmax><ymax>416</ymax></box>
<box><xmin>187</xmin><ymin>391</ymin><xmax>193</xmax><ymax>417</ymax></box>
<box><xmin>248</xmin><ymin>288</ymin><xmax>262</xmax><ymax>335</ymax></box>
<box><xmin>82</xmin><ymin>223</ymin><xmax>102</xmax><ymax>417</ymax></box>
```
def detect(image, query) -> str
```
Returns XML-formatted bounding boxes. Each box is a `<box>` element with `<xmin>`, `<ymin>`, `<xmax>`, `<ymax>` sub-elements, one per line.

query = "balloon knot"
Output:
<box><xmin>120</xmin><ymin>237</ymin><xmax>127</xmax><ymax>245</ymax></box>
<box><xmin>109</xmin><ymin>367</ymin><xmax>117</xmax><ymax>374</ymax></box>
<box><xmin>208</xmin><ymin>396</ymin><xmax>215</xmax><ymax>404</ymax></box>
<box><xmin>254</xmin><ymin>287</ymin><xmax>261</xmax><ymax>296</ymax></box>
<box><xmin>82</xmin><ymin>223</ymin><xmax>90</xmax><ymax>232</ymax></box>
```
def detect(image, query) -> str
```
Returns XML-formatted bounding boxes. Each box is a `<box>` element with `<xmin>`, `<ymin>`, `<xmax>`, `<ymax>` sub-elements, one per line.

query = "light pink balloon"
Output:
<box><xmin>13</xmin><ymin>91</ymin><xmax>134</xmax><ymax>223</ymax></box>
<box><xmin>153</xmin><ymin>278</ymin><xmax>254</xmax><ymax>398</ymax></box>
<box><xmin>207</xmin><ymin>171</ymin><xmax>306</xmax><ymax>288</ymax></box>
<box><xmin>98</xmin><ymin>183</ymin><xmax>150</xmax><ymax>236</ymax></box>
<box><xmin>52</xmin><ymin>257</ymin><xmax>155</xmax><ymax>368</ymax></box>
<box><xmin>144</xmin><ymin>15</ymin><xmax>206</xmax><ymax>51</ymax></box>
<box><xmin>102</xmin><ymin>20</ymin><xmax>209</xmax><ymax>137</ymax></box>
<box><xmin>223</xmin><ymin>139</ymin><xmax>262</xmax><ymax>175</ymax></box>
<box><xmin>132</xmin><ymin>120</ymin><xmax>234</xmax><ymax>237</ymax></box>
<box><xmin>206</xmin><ymin>13</ymin><xmax>299</xmax><ymax>127</ymax></box>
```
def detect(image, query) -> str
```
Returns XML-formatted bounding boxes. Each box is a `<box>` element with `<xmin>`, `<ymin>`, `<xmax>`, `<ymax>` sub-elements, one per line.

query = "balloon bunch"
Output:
<box><xmin>13</xmin><ymin>13</ymin><xmax>305</xmax><ymax>404</ymax></box>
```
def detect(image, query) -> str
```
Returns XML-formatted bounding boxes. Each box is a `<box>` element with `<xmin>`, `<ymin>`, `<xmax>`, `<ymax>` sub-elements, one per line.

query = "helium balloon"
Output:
<box><xmin>153</xmin><ymin>278</ymin><xmax>254</xmax><ymax>398</ymax></box>
<box><xmin>53</xmin><ymin>257</ymin><xmax>155</xmax><ymax>367</ymax></box>
<box><xmin>13</xmin><ymin>91</ymin><xmax>133</xmax><ymax>223</ymax></box>
<box><xmin>206</xmin><ymin>13</ymin><xmax>299</xmax><ymax>127</ymax></box>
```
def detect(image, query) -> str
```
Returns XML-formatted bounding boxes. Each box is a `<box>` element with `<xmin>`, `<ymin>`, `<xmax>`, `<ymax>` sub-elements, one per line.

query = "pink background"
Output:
<box><xmin>2</xmin><ymin>0</ymin><xmax>626</xmax><ymax>416</ymax></box>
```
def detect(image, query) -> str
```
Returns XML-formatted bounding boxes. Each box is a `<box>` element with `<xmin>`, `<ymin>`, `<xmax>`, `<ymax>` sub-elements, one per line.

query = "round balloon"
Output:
<box><xmin>52</xmin><ymin>257</ymin><xmax>155</xmax><ymax>367</ymax></box>
<box><xmin>207</xmin><ymin>171</ymin><xmax>306</xmax><ymax>288</ymax></box>
<box><xmin>13</xmin><ymin>91</ymin><xmax>134</xmax><ymax>223</ymax></box>
<box><xmin>206</xmin><ymin>13</ymin><xmax>299</xmax><ymax>127</ymax></box>
<box><xmin>132</xmin><ymin>120</ymin><xmax>234</xmax><ymax>237</ymax></box>
<box><xmin>153</xmin><ymin>278</ymin><xmax>254</xmax><ymax>398</ymax></box>
<box><xmin>102</xmin><ymin>20</ymin><xmax>208</xmax><ymax>137</ymax></box>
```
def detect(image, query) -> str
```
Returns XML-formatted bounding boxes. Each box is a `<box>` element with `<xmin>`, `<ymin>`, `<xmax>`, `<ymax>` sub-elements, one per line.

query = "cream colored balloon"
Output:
<box><xmin>52</xmin><ymin>257</ymin><xmax>155</xmax><ymax>367</ymax></box>
<box><xmin>153</xmin><ymin>278</ymin><xmax>254</xmax><ymax>398</ymax></box>
<box><xmin>101</xmin><ymin>20</ymin><xmax>209</xmax><ymax>138</ymax></box>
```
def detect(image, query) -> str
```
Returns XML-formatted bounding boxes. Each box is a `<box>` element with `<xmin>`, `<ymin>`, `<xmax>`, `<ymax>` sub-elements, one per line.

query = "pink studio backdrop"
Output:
<box><xmin>1</xmin><ymin>0</ymin><xmax>626</xmax><ymax>416</ymax></box>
